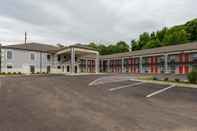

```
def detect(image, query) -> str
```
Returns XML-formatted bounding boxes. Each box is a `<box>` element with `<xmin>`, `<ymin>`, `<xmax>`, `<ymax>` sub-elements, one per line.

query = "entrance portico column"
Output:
<box><xmin>71</xmin><ymin>48</ymin><xmax>75</xmax><ymax>74</ymax></box>
<box><xmin>107</xmin><ymin>59</ymin><xmax>110</xmax><ymax>73</ymax></box>
<box><xmin>86</xmin><ymin>59</ymin><xmax>88</xmax><ymax>73</ymax></box>
<box><xmin>95</xmin><ymin>53</ymin><xmax>99</xmax><ymax>74</ymax></box>
<box><xmin>122</xmin><ymin>58</ymin><xmax>125</xmax><ymax>73</ymax></box>
<box><xmin>139</xmin><ymin>56</ymin><xmax>143</xmax><ymax>73</ymax></box>
<box><xmin>164</xmin><ymin>54</ymin><xmax>168</xmax><ymax>73</ymax></box>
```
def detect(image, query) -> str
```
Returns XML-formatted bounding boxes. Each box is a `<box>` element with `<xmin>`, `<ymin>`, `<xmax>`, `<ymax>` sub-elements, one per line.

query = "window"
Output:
<box><xmin>7</xmin><ymin>51</ymin><xmax>12</xmax><ymax>59</ymax></box>
<box><xmin>47</xmin><ymin>55</ymin><xmax>51</xmax><ymax>60</ymax></box>
<box><xmin>7</xmin><ymin>65</ymin><xmax>12</xmax><ymax>69</ymax></box>
<box><xmin>30</xmin><ymin>53</ymin><xmax>35</xmax><ymax>60</ymax></box>
<box><xmin>57</xmin><ymin>55</ymin><xmax>61</xmax><ymax>61</ymax></box>
<box><xmin>192</xmin><ymin>53</ymin><xmax>197</xmax><ymax>61</ymax></box>
<box><xmin>57</xmin><ymin>66</ymin><xmax>61</xmax><ymax>69</ymax></box>
<box><xmin>168</xmin><ymin>55</ymin><xmax>176</xmax><ymax>63</ymax></box>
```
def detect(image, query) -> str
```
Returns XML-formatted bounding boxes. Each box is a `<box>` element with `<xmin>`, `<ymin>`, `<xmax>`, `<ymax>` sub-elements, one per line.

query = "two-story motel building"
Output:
<box><xmin>0</xmin><ymin>42</ymin><xmax>197</xmax><ymax>75</ymax></box>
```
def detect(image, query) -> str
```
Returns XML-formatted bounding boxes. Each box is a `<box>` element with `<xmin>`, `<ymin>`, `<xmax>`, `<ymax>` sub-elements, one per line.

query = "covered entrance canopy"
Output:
<box><xmin>56</xmin><ymin>44</ymin><xmax>99</xmax><ymax>74</ymax></box>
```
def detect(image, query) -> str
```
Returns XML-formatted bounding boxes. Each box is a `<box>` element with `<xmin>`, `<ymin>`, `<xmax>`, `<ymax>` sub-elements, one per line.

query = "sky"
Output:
<box><xmin>0</xmin><ymin>0</ymin><xmax>196</xmax><ymax>45</ymax></box>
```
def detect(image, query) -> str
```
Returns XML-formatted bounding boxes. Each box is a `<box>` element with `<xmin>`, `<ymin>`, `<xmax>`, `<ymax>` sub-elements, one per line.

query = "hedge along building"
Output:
<box><xmin>0</xmin><ymin>43</ymin><xmax>99</xmax><ymax>74</ymax></box>
<box><xmin>100</xmin><ymin>42</ymin><xmax>197</xmax><ymax>74</ymax></box>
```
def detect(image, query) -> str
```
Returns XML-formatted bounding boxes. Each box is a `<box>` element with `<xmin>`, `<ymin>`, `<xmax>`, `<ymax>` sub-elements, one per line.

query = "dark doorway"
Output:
<box><xmin>47</xmin><ymin>66</ymin><xmax>51</xmax><ymax>73</ymax></box>
<box><xmin>67</xmin><ymin>66</ymin><xmax>70</xmax><ymax>72</ymax></box>
<box><xmin>75</xmin><ymin>66</ymin><xmax>78</xmax><ymax>73</ymax></box>
<box><xmin>30</xmin><ymin>65</ymin><xmax>35</xmax><ymax>74</ymax></box>
<box><xmin>62</xmin><ymin>66</ymin><xmax>64</xmax><ymax>72</ymax></box>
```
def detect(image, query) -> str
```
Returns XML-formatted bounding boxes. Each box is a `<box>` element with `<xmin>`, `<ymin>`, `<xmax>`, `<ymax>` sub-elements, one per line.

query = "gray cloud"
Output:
<box><xmin>0</xmin><ymin>0</ymin><xmax>196</xmax><ymax>45</ymax></box>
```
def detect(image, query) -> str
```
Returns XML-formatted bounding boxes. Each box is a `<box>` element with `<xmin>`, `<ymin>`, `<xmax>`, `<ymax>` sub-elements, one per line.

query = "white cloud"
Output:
<box><xmin>0</xmin><ymin>0</ymin><xmax>196</xmax><ymax>45</ymax></box>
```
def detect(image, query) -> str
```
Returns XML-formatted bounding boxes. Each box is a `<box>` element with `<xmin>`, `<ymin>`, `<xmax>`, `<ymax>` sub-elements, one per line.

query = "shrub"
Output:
<box><xmin>18</xmin><ymin>72</ymin><xmax>22</xmax><ymax>75</ymax></box>
<box><xmin>13</xmin><ymin>72</ymin><xmax>17</xmax><ymax>75</ymax></box>
<box><xmin>2</xmin><ymin>72</ymin><xmax>5</xmax><ymax>75</ymax></box>
<box><xmin>8</xmin><ymin>72</ymin><xmax>11</xmax><ymax>75</ymax></box>
<box><xmin>187</xmin><ymin>70</ymin><xmax>197</xmax><ymax>84</ymax></box>
<box><xmin>42</xmin><ymin>72</ymin><xmax>46</xmax><ymax>74</ymax></box>
<box><xmin>36</xmin><ymin>72</ymin><xmax>40</xmax><ymax>74</ymax></box>
<box><xmin>153</xmin><ymin>77</ymin><xmax>158</xmax><ymax>80</ymax></box>
<box><xmin>164</xmin><ymin>77</ymin><xmax>169</xmax><ymax>81</ymax></box>
<box><xmin>174</xmin><ymin>78</ymin><xmax>180</xmax><ymax>82</ymax></box>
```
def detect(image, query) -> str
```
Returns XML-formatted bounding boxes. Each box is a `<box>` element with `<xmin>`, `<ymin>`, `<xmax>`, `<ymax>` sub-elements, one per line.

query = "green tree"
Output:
<box><xmin>131</xmin><ymin>40</ymin><xmax>140</xmax><ymax>51</ymax></box>
<box><xmin>116</xmin><ymin>41</ymin><xmax>129</xmax><ymax>53</ymax></box>
<box><xmin>88</xmin><ymin>42</ymin><xmax>98</xmax><ymax>50</ymax></box>
<box><xmin>143</xmin><ymin>39</ymin><xmax>160</xmax><ymax>49</ymax></box>
<box><xmin>163</xmin><ymin>29</ymin><xmax>188</xmax><ymax>45</ymax></box>
<box><xmin>156</xmin><ymin>27</ymin><xmax>168</xmax><ymax>42</ymax></box>
<box><xmin>150</xmin><ymin>32</ymin><xmax>157</xmax><ymax>40</ymax></box>
<box><xmin>96</xmin><ymin>44</ymin><xmax>107</xmax><ymax>55</ymax></box>
<box><xmin>185</xmin><ymin>18</ymin><xmax>197</xmax><ymax>41</ymax></box>
<box><xmin>138</xmin><ymin>32</ymin><xmax>151</xmax><ymax>49</ymax></box>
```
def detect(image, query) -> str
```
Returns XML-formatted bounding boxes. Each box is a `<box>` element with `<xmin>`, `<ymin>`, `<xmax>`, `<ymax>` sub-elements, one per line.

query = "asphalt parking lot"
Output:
<box><xmin>0</xmin><ymin>74</ymin><xmax>197</xmax><ymax>131</ymax></box>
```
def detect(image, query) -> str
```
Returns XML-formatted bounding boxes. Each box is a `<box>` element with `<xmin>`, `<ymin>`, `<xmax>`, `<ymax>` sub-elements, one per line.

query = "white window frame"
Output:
<box><xmin>47</xmin><ymin>54</ymin><xmax>51</xmax><ymax>61</ymax></box>
<box><xmin>7</xmin><ymin>64</ymin><xmax>13</xmax><ymax>69</ymax></box>
<box><xmin>6</xmin><ymin>63</ymin><xmax>13</xmax><ymax>73</ymax></box>
<box><xmin>30</xmin><ymin>53</ymin><xmax>35</xmax><ymax>61</ymax></box>
<box><xmin>7</xmin><ymin>50</ymin><xmax>13</xmax><ymax>60</ymax></box>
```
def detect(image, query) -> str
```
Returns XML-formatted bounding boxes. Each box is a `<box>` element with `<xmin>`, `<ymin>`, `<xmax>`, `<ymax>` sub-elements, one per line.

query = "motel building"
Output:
<box><xmin>0</xmin><ymin>43</ymin><xmax>99</xmax><ymax>74</ymax></box>
<box><xmin>0</xmin><ymin>42</ymin><xmax>197</xmax><ymax>75</ymax></box>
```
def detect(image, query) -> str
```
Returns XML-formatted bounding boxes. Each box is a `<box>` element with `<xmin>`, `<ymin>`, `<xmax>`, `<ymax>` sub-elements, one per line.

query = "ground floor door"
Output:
<box><xmin>75</xmin><ymin>66</ymin><xmax>78</xmax><ymax>73</ymax></box>
<box><xmin>47</xmin><ymin>66</ymin><xmax>51</xmax><ymax>73</ymax></box>
<box><xmin>30</xmin><ymin>65</ymin><xmax>35</xmax><ymax>74</ymax></box>
<box><xmin>67</xmin><ymin>66</ymin><xmax>70</xmax><ymax>73</ymax></box>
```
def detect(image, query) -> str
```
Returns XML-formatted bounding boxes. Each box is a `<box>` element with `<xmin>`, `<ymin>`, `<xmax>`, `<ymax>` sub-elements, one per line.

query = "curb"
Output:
<box><xmin>139</xmin><ymin>79</ymin><xmax>197</xmax><ymax>89</ymax></box>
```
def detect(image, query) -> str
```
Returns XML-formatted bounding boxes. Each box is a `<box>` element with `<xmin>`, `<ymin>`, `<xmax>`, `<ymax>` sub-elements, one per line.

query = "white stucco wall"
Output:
<box><xmin>1</xmin><ymin>48</ymin><xmax>56</xmax><ymax>74</ymax></box>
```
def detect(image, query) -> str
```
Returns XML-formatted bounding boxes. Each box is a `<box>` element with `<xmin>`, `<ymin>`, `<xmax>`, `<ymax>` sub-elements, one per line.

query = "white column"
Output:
<box><xmin>95</xmin><ymin>53</ymin><xmax>99</xmax><ymax>74</ymax></box>
<box><xmin>71</xmin><ymin>48</ymin><xmax>75</xmax><ymax>74</ymax></box>
<box><xmin>107</xmin><ymin>59</ymin><xmax>110</xmax><ymax>73</ymax></box>
<box><xmin>86</xmin><ymin>59</ymin><xmax>88</xmax><ymax>73</ymax></box>
<box><xmin>122</xmin><ymin>58</ymin><xmax>125</xmax><ymax>73</ymax></box>
<box><xmin>101</xmin><ymin>59</ymin><xmax>103</xmax><ymax>72</ymax></box>
<box><xmin>139</xmin><ymin>56</ymin><xmax>143</xmax><ymax>73</ymax></box>
<box><xmin>164</xmin><ymin>54</ymin><xmax>168</xmax><ymax>74</ymax></box>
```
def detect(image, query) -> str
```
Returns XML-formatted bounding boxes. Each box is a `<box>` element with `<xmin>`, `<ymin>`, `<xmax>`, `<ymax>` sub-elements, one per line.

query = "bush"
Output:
<box><xmin>153</xmin><ymin>77</ymin><xmax>158</xmax><ymax>80</ymax></box>
<box><xmin>174</xmin><ymin>78</ymin><xmax>180</xmax><ymax>82</ymax></box>
<box><xmin>18</xmin><ymin>72</ymin><xmax>22</xmax><ymax>75</ymax></box>
<box><xmin>13</xmin><ymin>72</ymin><xmax>17</xmax><ymax>75</ymax></box>
<box><xmin>8</xmin><ymin>72</ymin><xmax>11</xmax><ymax>75</ymax></box>
<box><xmin>42</xmin><ymin>72</ymin><xmax>46</xmax><ymax>74</ymax></box>
<box><xmin>187</xmin><ymin>70</ymin><xmax>197</xmax><ymax>84</ymax></box>
<box><xmin>36</xmin><ymin>72</ymin><xmax>40</xmax><ymax>74</ymax></box>
<box><xmin>2</xmin><ymin>72</ymin><xmax>5</xmax><ymax>75</ymax></box>
<box><xmin>164</xmin><ymin>77</ymin><xmax>169</xmax><ymax>81</ymax></box>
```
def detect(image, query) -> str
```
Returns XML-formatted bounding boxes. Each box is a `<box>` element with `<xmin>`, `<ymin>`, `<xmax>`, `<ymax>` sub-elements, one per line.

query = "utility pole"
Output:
<box><xmin>25</xmin><ymin>32</ymin><xmax>27</xmax><ymax>44</ymax></box>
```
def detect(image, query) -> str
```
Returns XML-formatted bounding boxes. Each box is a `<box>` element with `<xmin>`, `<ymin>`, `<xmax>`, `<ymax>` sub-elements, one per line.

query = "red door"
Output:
<box><xmin>185</xmin><ymin>65</ymin><xmax>189</xmax><ymax>74</ymax></box>
<box><xmin>179</xmin><ymin>65</ymin><xmax>183</xmax><ymax>74</ymax></box>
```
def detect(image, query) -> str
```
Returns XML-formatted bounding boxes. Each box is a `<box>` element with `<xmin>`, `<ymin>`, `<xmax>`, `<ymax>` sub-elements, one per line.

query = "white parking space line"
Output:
<box><xmin>89</xmin><ymin>77</ymin><xmax>106</xmax><ymax>86</ymax></box>
<box><xmin>146</xmin><ymin>84</ymin><xmax>176</xmax><ymax>98</ymax></box>
<box><xmin>89</xmin><ymin>76</ymin><xmax>134</xmax><ymax>86</ymax></box>
<box><xmin>109</xmin><ymin>82</ymin><xmax>143</xmax><ymax>92</ymax></box>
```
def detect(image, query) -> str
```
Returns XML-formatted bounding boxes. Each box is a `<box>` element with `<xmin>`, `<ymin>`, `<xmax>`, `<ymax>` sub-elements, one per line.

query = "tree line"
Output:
<box><xmin>88</xmin><ymin>18</ymin><xmax>197</xmax><ymax>55</ymax></box>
